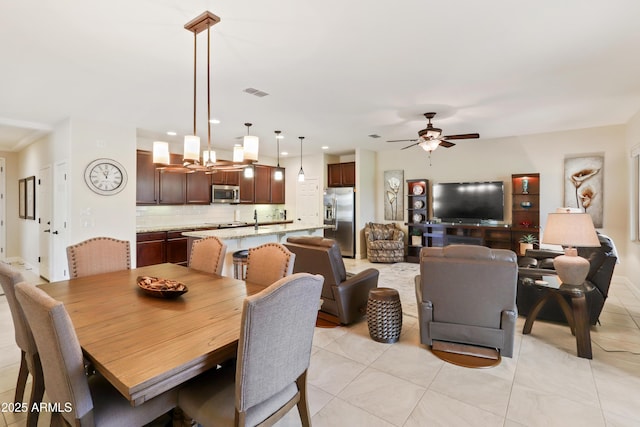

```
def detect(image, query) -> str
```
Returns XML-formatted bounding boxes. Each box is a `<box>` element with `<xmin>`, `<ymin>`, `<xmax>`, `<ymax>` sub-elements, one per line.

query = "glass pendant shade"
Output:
<box><xmin>298</xmin><ymin>167</ymin><xmax>305</xmax><ymax>182</ymax></box>
<box><xmin>153</xmin><ymin>141</ymin><xmax>170</xmax><ymax>164</ymax></box>
<box><xmin>183</xmin><ymin>135</ymin><xmax>201</xmax><ymax>162</ymax></box>
<box><xmin>274</xmin><ymin>168</ymin><xmax>283</xmax><ymax>181</ymax></box>
<box><xmin>202</xmin><ymin>150</ymin><xmax>216</xmax><ymax>165</ymax></box>
<box><xmin>233</xmin><ymin>145</ymin><xmax>244</xmax><ymax>162</ymax></box>
<box><xmin>243</xmin><ymin>135</ymin><xmax>259</xmax><ymax>161</ymax></box>
<box><xmin>244</xmin><ymin>165</ymin><xmax>254</xmax><ymax>178</ymax></box>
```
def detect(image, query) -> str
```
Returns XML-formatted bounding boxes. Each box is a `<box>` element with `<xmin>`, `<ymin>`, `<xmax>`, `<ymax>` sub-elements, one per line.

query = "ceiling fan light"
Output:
<box><xmin>153</xmin><ymin>141</ymin><xmax>170</xmax><ymax>164</ymax></box>
<box><xmin>426</xmin><ymin>128</ymin><xmax>442</xmax><ymax>139</ymax></box>
<box><xmin>420</xmin><ymin>140</ymin><xmax>440</xmax><ymax>152</ymax></box>
<box><xmin>183</xmin><ymin>135</ymin><xmax>201</xmax><ymax>162</ymax></box>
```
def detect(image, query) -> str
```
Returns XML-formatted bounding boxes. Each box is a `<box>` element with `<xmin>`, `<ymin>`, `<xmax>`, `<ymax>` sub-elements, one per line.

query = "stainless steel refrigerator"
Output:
<box><xmin>323</xmin><ymin>187</ymin><xmax>355</xmax><ymax>257</ymax></box>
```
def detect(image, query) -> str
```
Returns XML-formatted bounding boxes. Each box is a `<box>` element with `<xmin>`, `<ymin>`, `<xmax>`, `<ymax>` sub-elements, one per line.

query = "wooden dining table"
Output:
<box><xmin>38</xmin><ymin>263</ymin><xmax>264</xmax><ymax>406</ymax></box>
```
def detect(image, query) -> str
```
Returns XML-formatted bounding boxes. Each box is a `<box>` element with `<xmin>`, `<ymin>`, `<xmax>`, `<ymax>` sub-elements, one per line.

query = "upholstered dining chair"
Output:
<box><xmin>15</xmin><ymin>282</ymin><xmax>178</xmax><ymax>427</ymax></box>
<box><xmin>244</xmin><ymin>243</ymin><xmax>295</xmax><ymax>288</ymax></box>
<box><xmin>177</xmin><ymin>272</ymin><xmax>324</xmax><ymax>427</ymax></box>
<box><xmin>0</xmin><ymin>264</ymin><xmax>44</xmax><ymax>427</ymax></box>
<box><xmin>415</xmin><ymin>245</ymin><xmax>518</xmax><ymax>357</ymax></box>
<box><xmin>189</xmin><ymin>236</ymin><xmax>227</xmax><ymax>276</ymax></box>
<box><xmin>66</xmin><ymin>237</ymin><xmax>131</xmax><ymax>279</ymax></box>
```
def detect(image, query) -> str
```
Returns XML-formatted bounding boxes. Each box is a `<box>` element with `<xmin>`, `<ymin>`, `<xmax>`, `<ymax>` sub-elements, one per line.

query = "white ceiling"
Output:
<box><xmin>2</xmin><ymin>0</ymin><xmax>640</xmax><ymax>158</ymax></box>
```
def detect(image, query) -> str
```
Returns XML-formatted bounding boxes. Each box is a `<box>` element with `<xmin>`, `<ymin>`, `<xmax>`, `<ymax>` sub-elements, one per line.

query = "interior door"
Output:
<box><xmin>51</xmin><ymin>162</ymin><xmax>68</xmax><ymax>280</ymax></box>
<box><xmin>38</xmin><ymin>165</ymin><xmax>52</xmax><ymax>280</ymax></box>
<box><xmin>296</xmin><ymin>177</ymin><xmax>320</xmax><ymax>224</ymax></box>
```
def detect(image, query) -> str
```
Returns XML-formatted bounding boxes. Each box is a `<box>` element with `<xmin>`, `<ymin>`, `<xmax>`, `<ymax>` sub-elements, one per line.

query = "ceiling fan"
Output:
<box><xmin>387</xmin><ymin>112</ymin><xmax>480</xmax><ymax>153</ymax></box>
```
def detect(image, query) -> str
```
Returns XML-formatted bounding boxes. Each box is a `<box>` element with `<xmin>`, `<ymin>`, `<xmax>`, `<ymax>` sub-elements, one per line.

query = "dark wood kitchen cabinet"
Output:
<box><xmin>328</xmin><ymin>162</ymin><xmax>355</xmax><ymax>187</ymax></box>
<box><xmin>270</xmin><ymin>170</ymin><xmax>285</xmax><ymax>204</ymax></box>
<box><xmin>254</xmin><ymin>165</ymin><xmax>271</xmax><ymax>204</ymax></box>
<box><xmin>136</xmin><ymin>150</ymin><xmax>157</xmax><ymax>204</ymax></box>
<box><xmin>186</xmin><ymin>171</ymin><xmax>211</xmax><ymax>204</ymax></box>
<box><xmin>166</xmin><ymin>230</ymin><xmax>191</xmax><ymax>266</ymax></box>
<box><xmin>137</xmin><ymin>150</ymin><xmax>211</xmax><ymax>205</ymax></box>
<box><xmin>211</xmin><ymin>170</ymin><xmax>240</xmax><ymax>186</ymax></box>
<box><xmin>136</xmin><ymin>232</ymin><xmax>166</xmax><ymax>267</ymax></box>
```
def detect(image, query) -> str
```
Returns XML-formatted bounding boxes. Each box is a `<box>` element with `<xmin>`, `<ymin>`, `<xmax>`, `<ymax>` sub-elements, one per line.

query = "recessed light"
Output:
<box><xmin>209</xmin><ymin>118</ymin><xmax>220</xmax><ymax>124</ymax></box>
<box><xmin>166</xmin><ymin>131</ymin><xmax>177</xmax><ymax>136</ymax></box>
<box><xmin>321</xmin><ymin>146</ymin><xmax>329</xmax><ymax>150</ymax></box>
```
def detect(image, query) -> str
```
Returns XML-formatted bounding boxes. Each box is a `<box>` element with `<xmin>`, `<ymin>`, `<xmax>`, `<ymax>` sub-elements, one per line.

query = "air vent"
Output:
<box><xmin>368</xmin><ymin>134</ymin><xmax>381</xmax><ymax>139</ymax></box>
<box><xmin>243</xmin><ymin>88</ymin><xmax>269</xmax><ymax>97</ymax></box>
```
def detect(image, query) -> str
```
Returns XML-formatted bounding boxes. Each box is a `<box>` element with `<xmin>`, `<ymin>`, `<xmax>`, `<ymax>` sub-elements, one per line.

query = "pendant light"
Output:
<box><xmin>274</xmin><ymin>130</ymin><xmax>284</xmax><ymax>181</ymax></box>
<box><xmin>243</xmin><ymin>123</ymin><xmax>259</xmax><ymax>162</ymax></box>
<box><xmin>153</xmin><ymin>141</ymin><xmax>170</xmax><ymax>164</ymax></box>
<box><xmin>298</xmin><ymin>136</ymin><xmax>305</xmax><ymax>182</ymax></box>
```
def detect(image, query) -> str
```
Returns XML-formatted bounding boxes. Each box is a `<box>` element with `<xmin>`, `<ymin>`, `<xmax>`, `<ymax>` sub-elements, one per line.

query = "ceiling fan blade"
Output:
<box><xmin>441</xmin><ymin>133</ymin><xmax>480</xmax><ymax>140</ymax></box>
<box><xmin>439</xmin><ymin>140</ymin><xmax>456</xmax><ymax>148</ymax></box>
<box><xmin>387</xmin><ymin>139</ymin><xmax>417</xmax><ymax>143</ymax></box>
<box><xmin>401</xmin><ymin>142</ymin><xmax>420</xmax><ymax>150</ymax></box>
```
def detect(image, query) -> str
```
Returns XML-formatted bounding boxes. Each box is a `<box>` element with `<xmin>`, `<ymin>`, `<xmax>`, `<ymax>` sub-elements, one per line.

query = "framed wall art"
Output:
<box><xmin>25</xmin><ymin>176</ymin><xmax>36</xmax><ymax>220</ymax></box>
<box><xmin>564</xmin><ymin>155</ymin><xmax>603</xmax><ymax>227</ymax></box>
<box><xmin>18</xmin><ymin>178</ymin><xmax>26</xmax><ymax>219</ymax></box>
<box><xmin>384</xmin><ymin>170</ymin><xmax>404</xmax><ymax>221</ymax></box>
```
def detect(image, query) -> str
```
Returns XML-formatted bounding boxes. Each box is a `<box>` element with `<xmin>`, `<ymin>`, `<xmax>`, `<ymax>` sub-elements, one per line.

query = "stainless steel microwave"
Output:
<box><xmin>212</xmin><ymin>185</ymin><xmax>240</xmax><ymax>204</ymax></box>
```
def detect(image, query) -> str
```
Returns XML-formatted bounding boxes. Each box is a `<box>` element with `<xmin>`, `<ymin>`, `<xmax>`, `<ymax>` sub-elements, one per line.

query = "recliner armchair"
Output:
<box><xmin>364</xmin><ymin>222</ymin><xmax>404</xmax><ymax>263</ymax></box>
<box><xmin>415</xmin><ymin>245</ymin><xmax>518</xmax><ymax>357</ymax></box>
<box><xmin>284</xmin><ymin>236</ymin><xmax>379</xmax><ymax>324</ymax></box>
<box><xmin>517</xmin><ymin>233</ymin><xmax>617</xmax><ymax>325</ymax></box>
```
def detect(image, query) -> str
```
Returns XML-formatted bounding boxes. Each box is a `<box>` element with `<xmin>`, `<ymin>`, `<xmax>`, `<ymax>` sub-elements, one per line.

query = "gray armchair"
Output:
<box><xmin>415</xmin><ymin>245</ymin><xmax>518</xmax><ymax>357</ymax></box>
<box><xmin>285</xmin><ymin>236</ymin><xmax>379</xmax><ymax>324</ymax></box>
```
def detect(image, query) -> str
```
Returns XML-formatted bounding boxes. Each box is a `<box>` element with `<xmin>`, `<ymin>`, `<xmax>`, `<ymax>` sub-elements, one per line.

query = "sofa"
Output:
<box><xmin>284</xmin><ymin>236</ymin><xmax>379</xmax><ymax>324</ymax></box>
<box><xmin>364</xmin><ymin>222</ymin><xmax>405</xmax><ymax>263</ymax></box>
<box><xmin>517</xmin><ymin>233</ymin><xmax>617</xmax><ymax>325</ymax></box>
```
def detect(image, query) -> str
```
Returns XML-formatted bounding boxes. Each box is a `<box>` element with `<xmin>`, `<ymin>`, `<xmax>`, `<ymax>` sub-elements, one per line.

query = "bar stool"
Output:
<box><xmin>232</xmin><ymin>249</ymin><xmax>249</xmax><ymax>280</ymax></box>
<box><xmin>366</xmin><ymin>288</ymin><xmax>402</xmax><ymax>343</ymax></box>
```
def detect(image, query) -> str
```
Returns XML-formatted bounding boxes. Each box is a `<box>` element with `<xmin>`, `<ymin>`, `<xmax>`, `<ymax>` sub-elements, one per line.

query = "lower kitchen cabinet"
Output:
<box><xmin>166</xmin><ymin>230</ymin><xmax>191</xmax><ymax>266</ymax></box>
<box><xmin>136</xmin><ymin>232</ymin><xmax>166</xmax><ymax>267</ymax></box>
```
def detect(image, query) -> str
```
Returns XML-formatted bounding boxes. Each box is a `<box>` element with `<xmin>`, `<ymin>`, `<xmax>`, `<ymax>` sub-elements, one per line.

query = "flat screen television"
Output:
<box><xmin>432</xmin><ymin>181</ymin><xmax>504</xmax><ymax>223</ymax></box>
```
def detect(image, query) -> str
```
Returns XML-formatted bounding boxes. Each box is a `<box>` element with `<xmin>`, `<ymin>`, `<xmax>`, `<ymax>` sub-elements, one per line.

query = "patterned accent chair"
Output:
<box><xmin>364</xmin><ymin>222</ymin><xmax>405</xmax><ymax>263</ymax></box>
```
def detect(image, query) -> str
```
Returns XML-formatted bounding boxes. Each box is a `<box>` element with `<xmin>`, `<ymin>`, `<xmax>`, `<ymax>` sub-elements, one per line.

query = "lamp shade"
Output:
<box><xmin>273</xmin><ymin>168</ymin><xmax>283</xmax><ymax>181</ymax></box>
<box><xmin>183</xmin><ymin>135</ymin><xmax>201</xmax><ymax>162</ymax></box>
<box><xmin>542</xmin><ymin>213</ymin><xmax>600</xmax><ymax>247</ymax></box>
<box><xmin>243</xmin><ymin>135</ymin><xmax>259</xmax><ymax>161</ymax></box>
<box><xmin>233</xmin><ymin>145</ymin><xmax>244</xmax><ymax>163</ymax></box>
<box><xmin>153</xmin><ymin>141</ymin><xmax>170</xmax><ymax>164</ymax></box>
<box><xmin>202</xmin><ymin>150</ymin><xmax>216</xmax><ymax>165</ymax></box>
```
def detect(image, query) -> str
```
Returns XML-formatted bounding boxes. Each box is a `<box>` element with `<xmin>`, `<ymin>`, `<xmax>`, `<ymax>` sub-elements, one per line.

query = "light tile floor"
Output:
<box><xmin>1</xmin><ymin>260</ymin><xmax>640</xmax><ymax>426</ymax></box>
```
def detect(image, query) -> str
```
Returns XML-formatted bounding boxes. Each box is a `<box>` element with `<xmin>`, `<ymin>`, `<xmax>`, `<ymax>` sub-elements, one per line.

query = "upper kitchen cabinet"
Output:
<box><xmin>137</xmin><ymin>149</ymin><xmax>209</xmax><ymax>205</ymax></box>
<box><xmin>137</xmin><ymin>150</ymin><xmax>157</xmax><ymax>204</ymax></box>
<box><xmin>186</xmin><ymin>171</ymin><xmax>211</xmax><ymax>204</ymax></box>
<box><xmin>239</xmin><ymin>165</ymin><xmax>285</xmax><ymax>204</ymax></box>
<box><xmin>328</xmin><ymin>162</ymin><xmax>356</xmax><ymax>187</ymax></box>
<box><xmin>210</xmin><ymin>170</ymin><xmax>240</xmax><ymax>186</ymax></box>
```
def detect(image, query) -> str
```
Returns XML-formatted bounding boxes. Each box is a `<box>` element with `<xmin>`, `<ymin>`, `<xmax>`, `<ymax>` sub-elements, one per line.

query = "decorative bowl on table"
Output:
<box><xmin>137</xmin><ymin>276</ymin><xmax>188</xmax><ymax>298</ymax></box>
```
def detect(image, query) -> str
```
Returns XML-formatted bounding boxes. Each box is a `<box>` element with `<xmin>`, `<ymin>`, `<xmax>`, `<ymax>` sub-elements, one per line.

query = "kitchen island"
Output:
<box><xmin>183</xmin><ymin>223</ymin><xmax>331</xmax><ymax>276</ymax></box>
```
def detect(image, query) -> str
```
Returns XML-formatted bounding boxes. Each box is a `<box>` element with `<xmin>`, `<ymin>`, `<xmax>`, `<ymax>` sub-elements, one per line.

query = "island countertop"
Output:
<box><xmin>182</xmin><ymin>223</ymin><xmax>331</xmax><ymax>240</ymax></box>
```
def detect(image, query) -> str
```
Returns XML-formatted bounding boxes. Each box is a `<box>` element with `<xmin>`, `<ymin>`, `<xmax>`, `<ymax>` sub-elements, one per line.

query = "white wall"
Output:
<box><xmin>625</xmin><ymin>110</ymin><xmax>640</xmax><ymax>289</ymax></box>
<box><xmin>356</xmin><ymin>149</ymin><xmax>376</xmax><ymax>258</ymax></box>
<box><xmin>376</xmin><ymin>124</ymin><xmax>629</xmax><ymax>277</ymax></box>
<box><xmin>1</xmin><ymin>151</ymin><xmax>20</xmax><ymax>258</ymax></box>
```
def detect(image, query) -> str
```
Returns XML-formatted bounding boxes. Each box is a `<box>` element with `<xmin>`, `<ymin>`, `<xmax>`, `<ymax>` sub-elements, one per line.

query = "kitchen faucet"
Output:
<box><xmin>254</xmin><ymin>209</ymin><xmax>258</xmax><ymax>230</ymax></box>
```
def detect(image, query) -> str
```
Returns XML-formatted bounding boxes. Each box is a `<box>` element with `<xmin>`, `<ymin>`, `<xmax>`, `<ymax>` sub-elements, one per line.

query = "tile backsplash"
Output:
<box><xmin>136</xmin><ymin>204</ymin><xmax>286</xmax><ymax>228</ymax></box>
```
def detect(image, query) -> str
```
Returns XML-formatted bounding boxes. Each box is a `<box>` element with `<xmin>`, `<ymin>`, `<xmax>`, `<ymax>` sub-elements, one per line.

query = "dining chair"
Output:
<box><xmin>14</xmin><ymin>282</ymin><xmax>178</xmax><ymax>427</ymax></box>
<box><xmin>177</xmin><ymin>272</ymin><xmax>324</xmax><ymax>427</ymax></box>
<box><xmin>0</xmin><ymin>264</ymin><xmax>44</xmax><ymax>427</ymax></box>
<box><xmin>66</xmin><ymin>236</ymin><xmax>131</xmax><ymax>279</ymax></box>
<box><xmin>189</xmin><ymin>236</ymin><xmax>227</xmax><ymax>276</ymax></box>
<box><xmin>244</xmin><ymin>242</ymin><xmax>295</xmax><ymax>287</ymax></box>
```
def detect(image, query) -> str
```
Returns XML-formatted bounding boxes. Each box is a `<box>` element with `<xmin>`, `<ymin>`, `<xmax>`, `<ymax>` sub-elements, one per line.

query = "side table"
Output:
<box><xmin>521</xmin><ymin>276</ymin><xmax>595</xmax><ymax>359</ymax></box>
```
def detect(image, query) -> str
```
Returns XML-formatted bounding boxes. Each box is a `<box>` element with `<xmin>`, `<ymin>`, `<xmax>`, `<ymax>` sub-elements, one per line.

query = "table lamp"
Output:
<box><xmin>541</xmin><ymin>212</ymin><xmax>600</xmax><ymax>285</ymax></box>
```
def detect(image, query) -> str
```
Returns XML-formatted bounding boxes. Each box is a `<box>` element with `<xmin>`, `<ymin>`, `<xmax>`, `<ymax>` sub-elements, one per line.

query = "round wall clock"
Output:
<box><xmin>84</xmin><ymin>158</ymin><xmax>128</xmax><ymax>195</ymax></box>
